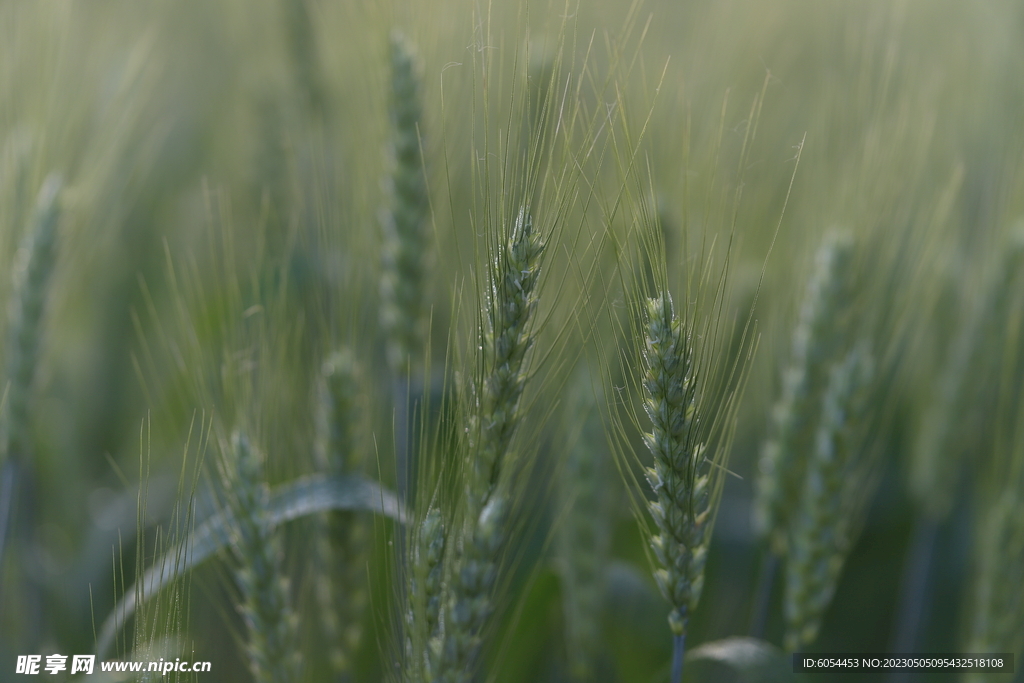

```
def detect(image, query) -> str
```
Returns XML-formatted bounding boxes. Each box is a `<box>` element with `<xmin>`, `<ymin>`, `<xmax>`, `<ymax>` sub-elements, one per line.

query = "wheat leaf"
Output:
<box><xmin>685</xmin><ymin>637</ymin><xmax>795</xmax><ymax>683</ymax></box>
<box><xmin>95</xmin><ymin>474</ymin><xmax>404</xmax><ymax>659</ymax></box>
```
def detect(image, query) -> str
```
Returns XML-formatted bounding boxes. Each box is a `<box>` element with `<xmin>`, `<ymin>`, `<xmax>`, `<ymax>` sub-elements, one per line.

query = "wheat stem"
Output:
<box><xmin>748</xmin><ymin>550</ymin><xmax>779</xmax><ymax>638</ymax></box>
<box><xmin>670</xmin><ymin>633</ymin><xmax>685</xmax><ymax>683</ymax></box>
<box><xmin>965</xmin><ymin>488</ymin><xmax>1024</xmax><ymax>670</ymax></box>
<box><xmin>886</xmin><ymin>516</ymin><xmax>939</xmax><ymax>683</ymax></box>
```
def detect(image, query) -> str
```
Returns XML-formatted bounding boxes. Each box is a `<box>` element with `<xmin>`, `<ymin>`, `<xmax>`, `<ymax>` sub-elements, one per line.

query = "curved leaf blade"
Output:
<box><xmin>685</xmin><ymin>637</ymin><xmax>795</xmax><ymax>683</ymax></box>
<box><xmin>95</xmin><ymin>474</ymin><xmax>404</xmax><ymax>658</ymax></box>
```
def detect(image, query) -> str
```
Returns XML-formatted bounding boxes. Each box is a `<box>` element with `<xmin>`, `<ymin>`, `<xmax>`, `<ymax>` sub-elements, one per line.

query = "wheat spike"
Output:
<box><xmin>405</xmin><ymin>507</ymin><xmax>447</xmax><ymax>683</ymax></box>
<box><xmin>784</xmin><ymin>344</ymin><xmax>873</xmax><ymax>650</ymax></box>
<box><xmin>226</xmin><ymin>432</ymin><xmax>301</xmax><ymax>683</ymax></box>
<box><xmin>434</xmin><ymin>208</ymin><xmax>543</xmax><ymax>683</ymax></box>
<box><xmin>311</xmin><ymin>350</ymin><xmax>369</xmax><ymax>677</ymax></box>
<box><xmin>3</xmin><ymin>175</ymin><xmax>61</xmax><ymax>465</ymax></box>
<box><xmin>381</xmin><ymin>31</ymin><xmax>430</xmax><ymax>376</ymax></box>
<box><xmin>754</xmin><ymin>232</ymin><xmax>854</xmax><ymax>554</ymax></box>
<box><xmin>558</xmin><ymin>378</ymin><xmax>611</xmax><ymax>681</ymax></box>
<box><xmin>640</xmin><ymin>292</ymin><xmax>708</xmax><ymax>641</ymax></box>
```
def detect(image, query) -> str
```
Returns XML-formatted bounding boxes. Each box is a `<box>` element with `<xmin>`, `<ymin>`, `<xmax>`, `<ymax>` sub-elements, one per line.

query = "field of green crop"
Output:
<box><xmin>1</xmin><ymin>1</ymin><xmax>1023</xmax><ymax>681</ymax></box>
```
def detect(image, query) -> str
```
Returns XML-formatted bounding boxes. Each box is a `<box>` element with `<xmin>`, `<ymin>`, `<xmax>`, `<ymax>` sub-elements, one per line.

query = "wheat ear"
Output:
<box><xmin>558</xmin><ymin>377</ymin><xmax>611</xmax><ymax>681</ymax></box>
<box><xmin>964</xmin><ymin>486</ymin><xmax>1024</xmax><ymax>683</ymax></box>
<box><xmin>434</xmin><ymin>208</ymin><xmax>544</xmax><ymax>683</ymax></box>
<box><xmin>311</xmin><ymin>350</ymin><xmax>369</xmax><ymax>677</ymax></box>
<box><xmin>754</xmin><ymin>233</ymin><xmax>854</xmax><ymax>554</ymax></box>
<box><xmin>281</xmin><ymin>0</ymin><xmax>327</xmax><ymax>118</ymax></box>
<box><xmin>910</xmin><ymin>230</ymin><xmax>1024</xmax><ymax>521</ymax></box>
<box><xmin>3</xmin><ymin>175</ymin><xmax>61</xmax><ymax>464</ymax></box>
<box><xmin>964</xmin><ymin>292</ymin><xmax>1024</xmax><ymax>679</ymax></box>
<box><xmin>405</xmin><ymin>507</ymin><xmax>447</xmax><ymax>683</ymax></box>
<box><xmin>381</xmin><ymin>31</ymin><xmax>429</xmax><ymax>377</ymax></box>
<box><xmin>784</xmin><ymin>344</ymin><xmax>873</xmax><ymax>650</ymax></box>
<box><xmin>226</xmin><ymin>432</ymin><xmax>301</xmax><ymax>683</ymax></box>
<box><xmin>0</xmin><ymin>176</ymin><xmax>60</xmax><ymax>567</ymax></box>
<box><xmin>639</xmin><ymin>292</ymin><xmax>711</xmax><ymax>676</ymax></box>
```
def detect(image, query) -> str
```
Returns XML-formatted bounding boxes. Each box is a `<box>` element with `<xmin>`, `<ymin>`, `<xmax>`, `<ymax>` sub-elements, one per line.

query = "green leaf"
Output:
<box><xmin>95</xmin><ymin>474</ymin><xmax>404</xmax><ymax>658</ymax></box>
<box><xmin>684</xmin><ymin>637</ymin><xmax>795</xmax><ymax>683</ymax></box>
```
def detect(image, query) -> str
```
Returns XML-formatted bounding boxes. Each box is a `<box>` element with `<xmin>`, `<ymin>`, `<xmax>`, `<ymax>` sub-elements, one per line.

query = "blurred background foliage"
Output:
<box><xmin>1</xmin><ymin>0</ymin><xmax>1023</xmax><ymax>681</ymax></box>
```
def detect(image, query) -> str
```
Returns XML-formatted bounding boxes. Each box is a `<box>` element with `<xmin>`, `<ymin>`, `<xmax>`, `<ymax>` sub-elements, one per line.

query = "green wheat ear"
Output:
<box><xmin>910</xmin><ymin>228</ymin><xmax>1024</xmax><ymax>522</ymax></box>
<box><xmin>434</xmin><ymin>207</ymin><xmax>544</xmax><ymax>683</ymax></box>
<box><xmin>405</xmin><ymin>506</ymin><xmax>447</xmax><ymax>683</ymax></box>
<box><xmin>0</xmin><ymin>174</ymin><xmax>60</xmax><ymax>579</ymax></box>
<box><xmin>964</xmin><ymin>246</ymin><xmax>1024</xmax><ymax>677</ymax></box>
<box><xmin>558</xmin><ymin>370</ymin><xmax>612</xmax><ymax>681</ymax></box>
<box><xmin>312</xmin><ymin>349</ymin><xmax>370</xmax><ymax>677</ymax></box>
<box><xmin>316</xmin><ymin>349</ymin><xmax>359</xmax><ymax>473</ymax></box>
<box><xmin>381</xmin><ymin>31</ymin><xmax>430</xmax><ymax>377</ymax></box>
<box><xmin>281</xmin><ymin>0</ymin><xmax>327</xmax><ymax>118</ymax></box>
<box><xmin>224</xmin><ymin>431</ymin><xmax>301</xmax><ymax>683</ymax></box>
<box><xmin>466</xmin><ymin>208</ymin><xmax>544</xmax><ymax>510</ymax></box>
<box><xmin>640</xmin><ymin>292</ymin><xmax>709</xmax><ymax>641</ymax></box>
<box><xmin>3</xmin><ymin>174</ymin><xmax>61</xmax><ymax>464</ymax></box>
<box><xmin>965</xmin><ymin>487</ymin><xmax>1024</xmax><ymax>675</ymax></box>
<box><xmin>784</xmin><ymin>343</ymin><xmax>874</xmax><ymax>651</ymax></box>
<box><xmin>754</xmin><ymin>232</ymin><xmax>854</xmax><ymax>555</ymax></box>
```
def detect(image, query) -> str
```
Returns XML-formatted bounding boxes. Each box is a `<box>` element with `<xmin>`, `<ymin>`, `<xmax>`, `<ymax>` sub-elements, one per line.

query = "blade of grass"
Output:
<box><xmin>96</xmin><ymin>473</ymin><xmax>404</xmax><ymax>659</ymax></box>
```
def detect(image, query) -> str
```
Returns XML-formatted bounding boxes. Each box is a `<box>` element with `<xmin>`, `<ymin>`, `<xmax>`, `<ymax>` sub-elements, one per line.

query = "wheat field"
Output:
<box><xmin>1</xmin><ymin>1</ymin><xmax>1023</xmax><ymax>682</ymax></box>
